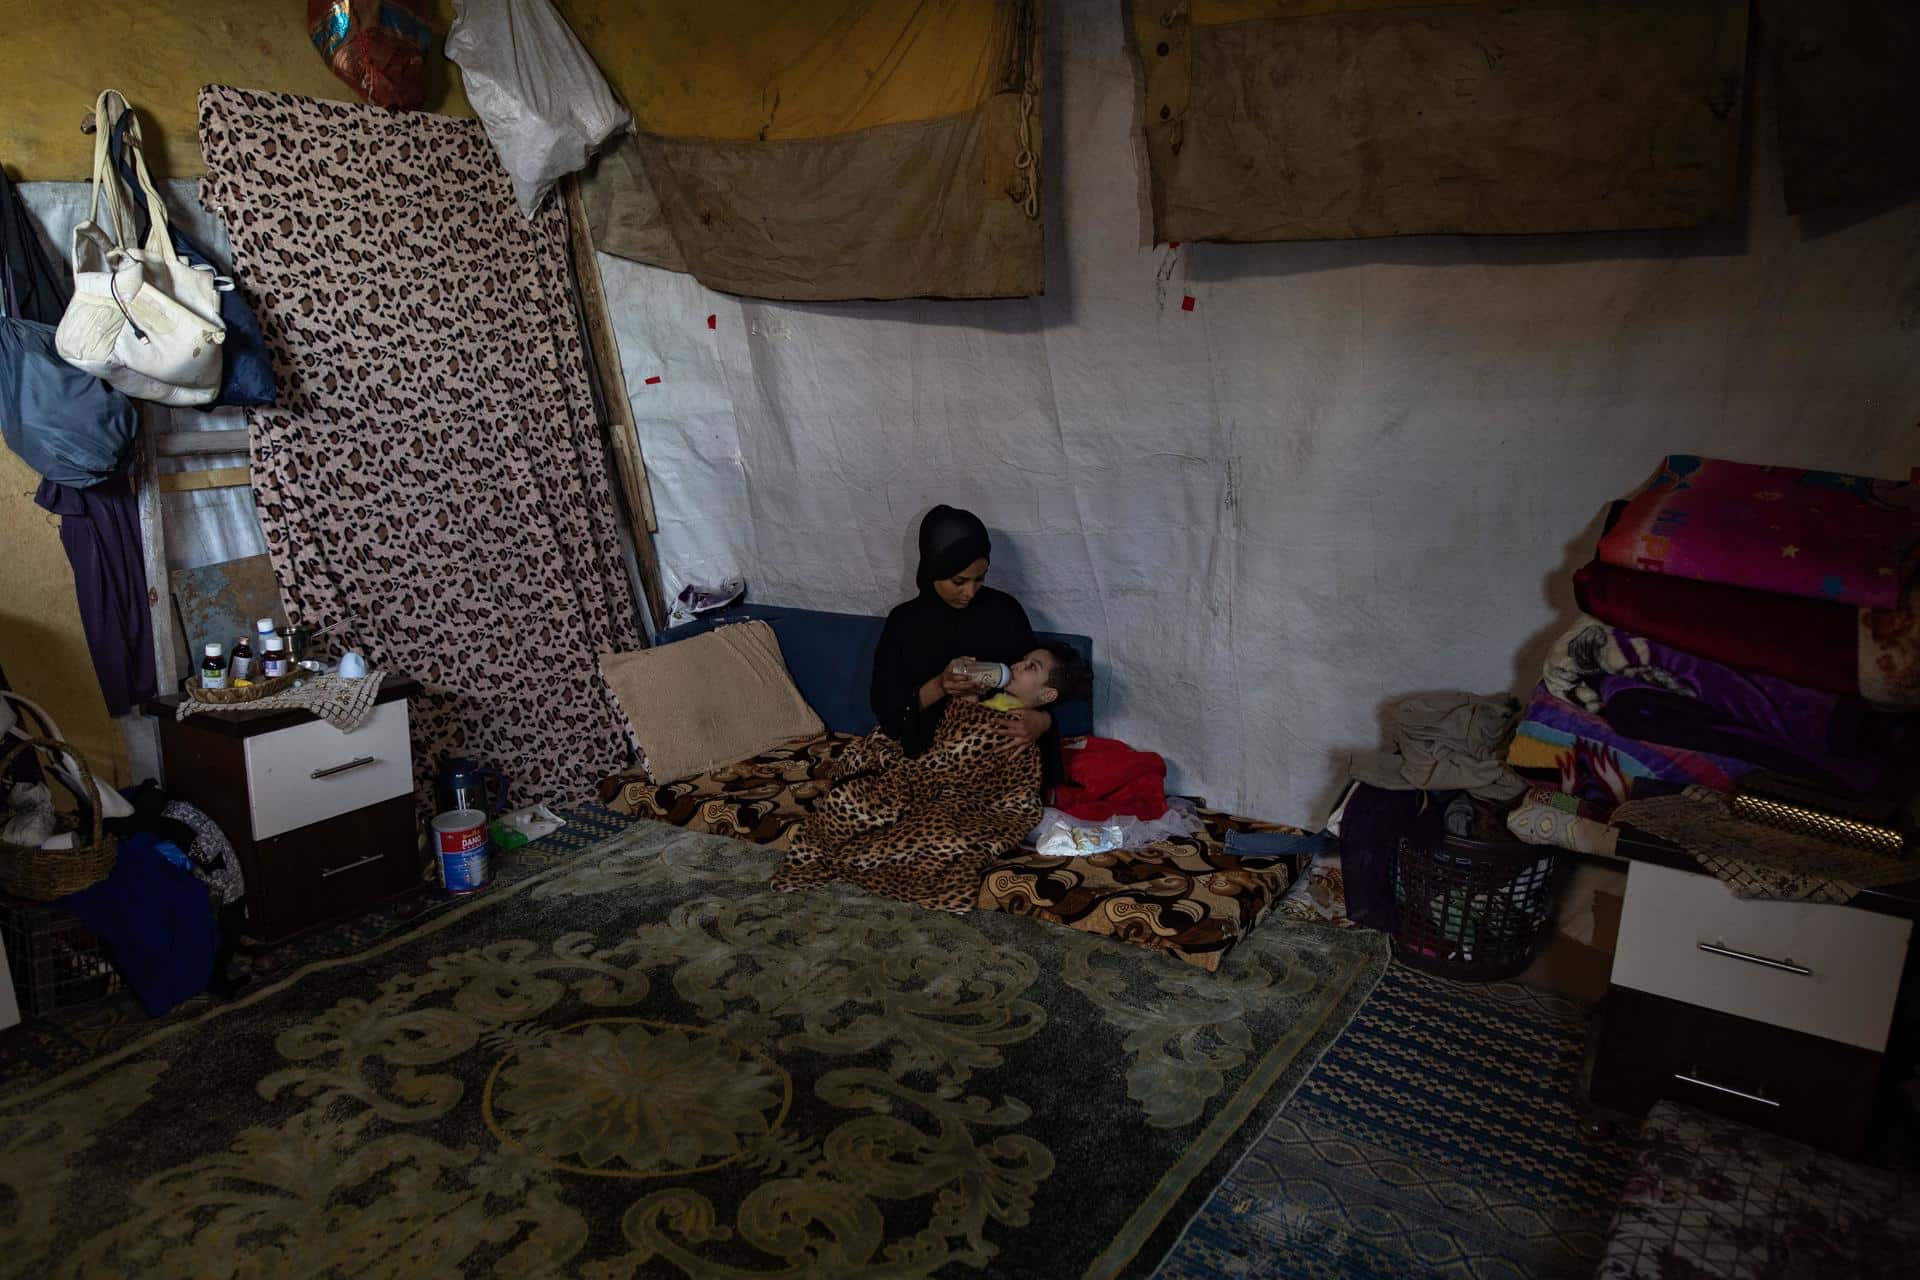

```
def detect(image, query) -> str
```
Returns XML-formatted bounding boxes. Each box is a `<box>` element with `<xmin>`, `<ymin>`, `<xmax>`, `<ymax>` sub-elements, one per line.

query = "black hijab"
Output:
<box><xmin>915</xmin><ymin>505</ymin><xmax>993</xmax><ymax>592</ymax></box>
<box><xmin>870</xmin><ymin>506</ymin><xmax>1040</xmax><ymax>758</ymax></box>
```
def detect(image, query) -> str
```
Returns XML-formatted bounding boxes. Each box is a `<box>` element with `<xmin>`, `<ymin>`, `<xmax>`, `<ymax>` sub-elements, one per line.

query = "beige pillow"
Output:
<box><xmin>599</xmin><ymin>621</ymin><xmax>824</xmax><ymax>783</ymax></box>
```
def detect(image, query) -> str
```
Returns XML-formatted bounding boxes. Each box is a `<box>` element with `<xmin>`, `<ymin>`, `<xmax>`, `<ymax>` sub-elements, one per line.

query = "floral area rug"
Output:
<box><xmin>1596</xmin><ymin>1101</ymin><xmax>1920</xmax><ymax>1280</ymax></box>
<box><xmin>0</xmin><ymin>805</ymin><xmax>635</xmax><ymax>1098</ymax></box>
<box><xmin>1153</xmin><ymin>964</ymin><xmax>1637</xmax><ymax>1279</ymax></box>
<box><xmin>0</xmin><ymin>820</ymin><xmax>1388</xmax><ymax>1278</ymax></box>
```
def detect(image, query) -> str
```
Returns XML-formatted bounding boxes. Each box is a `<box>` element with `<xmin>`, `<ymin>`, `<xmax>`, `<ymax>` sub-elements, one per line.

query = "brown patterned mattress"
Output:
<box><xmin>599</xmin><ymin>734</ymin><xmax>1351</xmax><ymax>970</ymax></box>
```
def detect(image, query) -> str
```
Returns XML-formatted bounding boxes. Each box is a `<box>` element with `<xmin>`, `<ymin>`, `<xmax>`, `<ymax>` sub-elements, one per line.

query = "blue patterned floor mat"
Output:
<box><xmin>1152</xmin><ymin>961</ymin><xmax>1636</xmax><ymax>1280</ymax></box>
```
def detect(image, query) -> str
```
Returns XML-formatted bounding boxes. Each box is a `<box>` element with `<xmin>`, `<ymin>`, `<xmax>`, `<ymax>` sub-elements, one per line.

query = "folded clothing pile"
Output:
<box><xmin>1508</xmin><ymin>455</ymin><xmax>1919</xmax><ymax>882</ymax></box>
<box><xmin>1324</xmin><ymin>692</ymin><xmax>1529</xmax><ymax>936</ymax></box>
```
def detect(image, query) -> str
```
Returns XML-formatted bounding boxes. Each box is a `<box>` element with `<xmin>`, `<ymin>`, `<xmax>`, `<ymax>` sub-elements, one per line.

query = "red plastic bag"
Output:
<box><xmin>308</xmin><ymin>0</ymin><xmax>437</xmax><ymax>111</ymax></box>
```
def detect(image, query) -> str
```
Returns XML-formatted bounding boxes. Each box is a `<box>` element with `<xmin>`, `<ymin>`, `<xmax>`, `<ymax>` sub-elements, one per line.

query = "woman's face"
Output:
<box><xmin>933</xmin><ymin>558</ymin><xmax>990</xmax><ymax>609</ymax></box>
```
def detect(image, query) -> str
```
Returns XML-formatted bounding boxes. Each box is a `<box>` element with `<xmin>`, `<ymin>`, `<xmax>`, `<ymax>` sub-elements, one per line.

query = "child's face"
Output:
<box><xmin>1003</xmin><ymin>649</ymin><xmax>1060</xmax><ymax>706</ymax></box>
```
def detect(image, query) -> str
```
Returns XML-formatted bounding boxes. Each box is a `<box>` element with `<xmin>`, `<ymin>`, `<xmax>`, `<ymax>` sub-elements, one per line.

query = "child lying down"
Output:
<box><xmin>771</xmin><ymin>645</ymin><xmax>1093</xmax><ymax>914</ymax></box>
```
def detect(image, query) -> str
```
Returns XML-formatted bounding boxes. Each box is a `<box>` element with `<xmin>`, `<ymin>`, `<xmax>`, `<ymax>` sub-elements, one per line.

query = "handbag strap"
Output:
<box><xmin>113</xmin><ymin>98</ymin><xmax>183</xmax><ymax>265</ymax></box>
<box><xmin>0</xmin><ymin>689</ymin><xmax>65</xmax><ymax>744</ymax></box>
<box><xmin>0</xmin><ymin>165</ymin><xmax>72</xmax><ymax>324</ymax></box>
<box><xmin>87</xmin><ymin>90</ymin><xmax>179</xmax><ymax>266</ymax></box>
<box><xmin>0</xmin><ymin>181</ymin><xmax>13</xmax><ymax>319</ymax></box>
<box><xmin>86</xmin><ymin>91</ymin><xmax>137</xmax><ymax>251</ymax></box>
<box><xmin>0</xmin><ymin>736</ymin><xmax>105</xmax><ymax>848</ymax></box>
<box><xmin>0</xmin><ymin>209</ymin><xmax>12</xmax><ymax>320</ymax></box>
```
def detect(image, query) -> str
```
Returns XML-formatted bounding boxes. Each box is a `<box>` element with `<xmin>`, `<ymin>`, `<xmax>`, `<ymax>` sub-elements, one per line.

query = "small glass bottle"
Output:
<box><xmin>261</xmin><ymin>633</ymin><xmax>290</xmax><ymax>679</ymax></box>
<box><xmin>200</xmin><ymin>643</ymin><xmax>228</xmax><ymax>690</ymax></box>
<box><xmin>228</xmin><ymin>635</ymin><xmax>254</xmax><ymax>681</ymax></box>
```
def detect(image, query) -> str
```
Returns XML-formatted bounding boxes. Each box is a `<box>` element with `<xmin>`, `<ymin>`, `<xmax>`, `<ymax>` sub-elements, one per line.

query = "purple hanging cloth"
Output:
<box><xmin>34</xmin><ymin>473</ymin><xmax>157</xmax><ymax>717</ymax></box>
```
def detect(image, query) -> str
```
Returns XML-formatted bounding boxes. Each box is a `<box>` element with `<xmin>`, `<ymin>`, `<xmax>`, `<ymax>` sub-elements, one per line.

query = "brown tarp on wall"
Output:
<box><xmin>580</xmin><ymin>1</ymin><xmax>1044</xmax><ymax>301</ymax></box>
<box><xmin>1134</xmin><ymin>0</ymin><xmax>1750</xmax><ymax>243</ymax></box>
<box><xmin>1758</xmin><ymin>0</ymin><xmax>1920</xmax><ymax>216</ymax></box>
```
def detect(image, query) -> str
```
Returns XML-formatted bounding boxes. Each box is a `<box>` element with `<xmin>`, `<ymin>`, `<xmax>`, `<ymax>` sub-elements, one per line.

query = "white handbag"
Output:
<box><xmin>54</xmin><ymin>90</ymin><xmax>225</xmax><ymax>408</ymax></box>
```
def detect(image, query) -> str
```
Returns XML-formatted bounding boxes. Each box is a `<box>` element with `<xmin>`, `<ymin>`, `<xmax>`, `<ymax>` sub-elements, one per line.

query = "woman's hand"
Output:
<box><xmin>992</xmin><ymin>707</ymin><xmax>1052</xmax><ymax>754</ymax></box>
<box><xmin>921</xmin><ymin>658</ymin><xmax>983</xmax><ymax>708</ymax></box>
<box><xmin>940</xmin><ymin>658</ymin><xmax>984</xmax><ymax>699</ymax></box>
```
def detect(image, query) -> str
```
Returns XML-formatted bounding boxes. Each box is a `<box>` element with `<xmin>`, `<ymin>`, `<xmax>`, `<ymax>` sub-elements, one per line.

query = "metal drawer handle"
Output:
<box><xmin>311</xmin><ymin>756</ymin><xmax>377</xmax><ymax>780</ymax></box>
<box><xmin>320</xmin><ymin>853</ymin><xmax>384</xmax><ymax>879</ymax></box>
<box><xmin>1697</xmin><ymin>941</ymin><xmax>1812</xmax><ymax>976</ymax></box>
<box><xmin>1674</xmin><ymin>1069</ymin><xmax>1780</xmax><ymax>1108</ymax></box>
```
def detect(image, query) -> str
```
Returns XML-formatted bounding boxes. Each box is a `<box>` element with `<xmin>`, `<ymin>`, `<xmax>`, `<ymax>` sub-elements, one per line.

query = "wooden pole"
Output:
<box><xmin>157</xmin><ymin>466</ymin><xmax>251</xmax><ymax>494</ymax></box>
<box><xmin>125</xmin><ymin>404</ymin><xmax>179</xmax><ymax>782</ymax></box>
<box><xmin>154</xmin><ymin>429</ymin><xmax>248</xmax><ymax>457</ymax></box>
<box><xmin>561</xmin><ymin>175</ymin><xmax>668</xmax><ymax>634</ymax></box>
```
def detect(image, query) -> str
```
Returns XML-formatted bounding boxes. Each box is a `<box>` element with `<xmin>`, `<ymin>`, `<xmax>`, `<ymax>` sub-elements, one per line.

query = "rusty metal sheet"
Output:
<box><xmin>169</xmin><ymin>555</ymin><xmax>283</xmax><ymax>666</ymax></box>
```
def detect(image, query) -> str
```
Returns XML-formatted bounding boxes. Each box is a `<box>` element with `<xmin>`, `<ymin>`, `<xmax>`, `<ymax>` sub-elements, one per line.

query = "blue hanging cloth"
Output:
<box><xmin>109</xmin><ymin>110</ymin><xmax>276</xmax><ymax>408</ymax></box>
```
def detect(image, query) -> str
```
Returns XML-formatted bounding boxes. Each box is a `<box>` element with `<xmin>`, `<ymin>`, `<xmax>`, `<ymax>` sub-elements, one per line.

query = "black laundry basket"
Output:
<box><xmin>1392</xmin><ymin>833</ymin><xmax>1560</xmax><ymax>982</ymax></box>
<box><xmin>0</xmin><ymin>893</ymin><xmax>124</xmax><ymax>1017</ymax></box>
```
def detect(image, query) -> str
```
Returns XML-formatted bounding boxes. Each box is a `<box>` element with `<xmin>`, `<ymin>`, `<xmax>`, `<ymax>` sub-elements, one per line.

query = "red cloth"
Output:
<box><xmin>1055</xmin><ymin>737</ymin><xmax>1167</xmax><ymax>821</ymax></box>
<box><xmin>1573</xmin><ymin>560</ymin><xmax>1856</xmax><ymax>696</ymax></box>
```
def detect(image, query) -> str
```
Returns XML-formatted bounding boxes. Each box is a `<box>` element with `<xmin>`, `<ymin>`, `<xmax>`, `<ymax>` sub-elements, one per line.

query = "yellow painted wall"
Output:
<box><xmin>0</xmin><ymin>449</ymin><xmax>131</xmax><ymax>788</ymax></box>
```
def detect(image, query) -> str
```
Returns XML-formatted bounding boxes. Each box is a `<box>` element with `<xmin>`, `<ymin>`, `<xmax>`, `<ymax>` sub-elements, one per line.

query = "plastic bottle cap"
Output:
<box><xmin>255</xmin><ymin>617</ymin><xmax>277</xmax><ymax>635</ymax></box>
<box><xmin>204</xmin><ymin>643</ymin><xmax>223</xmax><ymax>657</ymax></box>
<box><xmin>264</xmin><ymin>634</ymin><xmax>286</xmax><ymax>652</ymax></box>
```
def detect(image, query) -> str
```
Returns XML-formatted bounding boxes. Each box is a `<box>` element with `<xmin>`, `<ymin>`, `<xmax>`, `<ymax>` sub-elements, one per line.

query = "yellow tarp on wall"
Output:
<box><xmin>583</xmin><ymin>0</ymin><xmax>1044</xmax><ymax>300</ymax></box>
<box><xmin>0</xmin><ymin>0</ymin><xmax>471</xmax><ymax>180</ymax></box>
<box><xmin>2</xmin><ymin>1</ymin><xmax>1017</xmax><ymax>180</ymax></box>
<box><xmin>575</xmin><ymin>0</ymin><xmax>1014</xmax><ymax>141</ymax></box>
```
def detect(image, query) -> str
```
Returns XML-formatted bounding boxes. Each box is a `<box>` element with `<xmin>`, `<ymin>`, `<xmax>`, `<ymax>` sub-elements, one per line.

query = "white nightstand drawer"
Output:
<box><xmin>243</xmin><ymin>701</ymin><xmax>413</xmax><ymax>841</ymax></box>
<box><xmin>1611</xmin><ymin>860</ymin><xmax>1911</xmax><ymax>1052</ymax></box>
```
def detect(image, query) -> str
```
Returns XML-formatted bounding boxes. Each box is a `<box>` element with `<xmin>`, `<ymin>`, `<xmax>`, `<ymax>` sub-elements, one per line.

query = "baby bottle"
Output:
<box><xmin>953</xmin><ymin>659</ymin><xmax>1010</xmax><ymax>691</ymax></box>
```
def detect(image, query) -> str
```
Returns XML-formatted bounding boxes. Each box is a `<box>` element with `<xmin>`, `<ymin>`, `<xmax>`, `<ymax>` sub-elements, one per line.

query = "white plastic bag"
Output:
<box><xmin>446</xmin><ymin>0</ymin><xmax>632</xmax><ymax>217</ymax></box>
<box><xmin>665</xmin><ymin>576</ymin><xmax>746</xmax><ymax>629</ymax></box>
<box><xmin>1027</xmin><ymin>800</ymin><xmax>1205</xmax><ymax>857</ymax></box>
<box><xmin>1034</xmin><ymin>818</ymin><xmax>1126</xmax><ymax>858</ymax></box>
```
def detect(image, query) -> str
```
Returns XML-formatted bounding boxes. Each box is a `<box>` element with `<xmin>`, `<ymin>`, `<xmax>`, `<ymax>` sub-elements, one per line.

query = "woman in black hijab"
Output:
<box><xmin>870</xmin><ymin>505</ymin><xmax>1056</xmax><ymax>763</ymax></box>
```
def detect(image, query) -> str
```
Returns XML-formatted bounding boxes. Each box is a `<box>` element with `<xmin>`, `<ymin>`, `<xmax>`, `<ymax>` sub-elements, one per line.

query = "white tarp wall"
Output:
<box><xmin>599</xmin><ymin>0</ymin><xmax>1918</xmax><ymax>824</ymax></box>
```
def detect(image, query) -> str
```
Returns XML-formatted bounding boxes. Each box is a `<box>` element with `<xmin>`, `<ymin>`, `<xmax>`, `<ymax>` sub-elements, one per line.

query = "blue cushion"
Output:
<box><xmin>655</xmin><ymin>603</ymin><xmax>1094</xmax><ymax>738</ymax></box>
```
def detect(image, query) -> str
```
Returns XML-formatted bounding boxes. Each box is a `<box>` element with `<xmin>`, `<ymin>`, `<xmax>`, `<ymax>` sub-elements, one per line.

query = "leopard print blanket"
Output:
<box><xmin>770</xmin><ymin>699</ymin><xmax>1043</xmax><ymax>914</ymax></box>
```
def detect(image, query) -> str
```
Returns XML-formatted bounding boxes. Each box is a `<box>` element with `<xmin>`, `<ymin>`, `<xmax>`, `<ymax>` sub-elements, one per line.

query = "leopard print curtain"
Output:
<box><xmin>198</xmin><ymin>87</ymin><xmax>643</xmax><ymax>804</ymax></box>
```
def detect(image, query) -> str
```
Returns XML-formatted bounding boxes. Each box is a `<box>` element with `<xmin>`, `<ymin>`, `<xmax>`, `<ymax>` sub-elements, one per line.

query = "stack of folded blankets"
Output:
<box><xmin>1505</xmin><ymin>455</ymin><xmax>1920</xmax><ymax>867</ymax></box>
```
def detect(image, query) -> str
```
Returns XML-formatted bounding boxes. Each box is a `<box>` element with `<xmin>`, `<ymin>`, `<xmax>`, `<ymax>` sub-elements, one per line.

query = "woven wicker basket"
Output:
<box><xmin>185</xmin><ymin>671</ymin><xmax>297</xmax><ymax>704</ymax></box>
<box><xmin>0</xmin><ymin>736</ymin><xmax>118</xmax><ymax>902</ymax></box>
